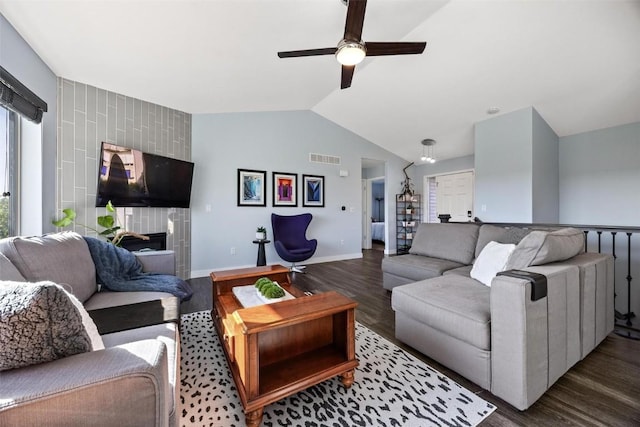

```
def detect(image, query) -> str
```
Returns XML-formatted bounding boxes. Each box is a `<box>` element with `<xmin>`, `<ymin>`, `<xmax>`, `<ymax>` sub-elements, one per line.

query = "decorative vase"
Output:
<box><xmin>256</xmin><ymin>232</ymin><xmax>266</xmax><ymax>240</ymax></box>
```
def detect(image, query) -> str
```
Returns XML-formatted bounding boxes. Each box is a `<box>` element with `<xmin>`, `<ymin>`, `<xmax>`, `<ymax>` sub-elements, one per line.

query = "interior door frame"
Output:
<box><xmin>423</xmin><ymin>168</ymin><xmax>475</xmax><ymax>223</ymax></box>
<box><xmin>362</xmin><ymin>174</ymin><xmax>385</xmax><ymax>251</ymax></box>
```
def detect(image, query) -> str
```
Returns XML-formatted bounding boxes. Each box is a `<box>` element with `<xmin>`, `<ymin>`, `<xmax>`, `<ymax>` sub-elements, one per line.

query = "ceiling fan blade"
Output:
<box><xmin>341</xmin><ymin>65</ymin><xmax>355</xmax><ymax>89</ymax></box>
<box><xmin>277</xmin><ymin>47</ymin><xmax>337</xmax><ymax>58</ymax></box>
<box><xmin>344</xmin><ymin>0</ymin><xmax>367</xmax><ymax>41</ymax></box>
<box><xmin>365</xmin><ymin>42</ymin><xmax>427</xmax><ymax>56</ymax></box>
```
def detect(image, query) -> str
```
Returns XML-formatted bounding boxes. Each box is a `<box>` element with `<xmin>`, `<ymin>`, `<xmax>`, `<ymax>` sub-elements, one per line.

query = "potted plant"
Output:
<box><xmin>406</xmin><ymin>203</ymin><xmax>413</xmax><ymax>215</ymax></box>
<box><xmin>256</xmin><ymin>226</ymin><xmax>267</xmax><ymax>240</ymax></box>
<box><xmin>52</xmin><ymin>200</ymin><xmax>149</xmax><ymax>246</ymax></box>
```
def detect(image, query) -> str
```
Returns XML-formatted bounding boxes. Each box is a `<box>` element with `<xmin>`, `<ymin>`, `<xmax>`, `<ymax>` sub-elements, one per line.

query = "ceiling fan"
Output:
<box><xmin>277</xmin><ymin>0</ymin><xmax>427</xmax><ymax>89</ymax></box>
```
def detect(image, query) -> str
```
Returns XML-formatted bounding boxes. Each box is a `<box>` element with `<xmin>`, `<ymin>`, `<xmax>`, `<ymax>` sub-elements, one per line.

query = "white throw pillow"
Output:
<box><xmin>470</xmin><ymin>241</ymin><xmax>516</xmax><ymax>287</ymax></box>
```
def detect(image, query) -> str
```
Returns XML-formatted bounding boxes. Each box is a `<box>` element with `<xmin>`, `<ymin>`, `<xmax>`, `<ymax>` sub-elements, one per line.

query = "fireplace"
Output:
<box><xmin>119</xmin><ymin>232</ymin><xmax>167</xmax><ymax>252</ymax></box>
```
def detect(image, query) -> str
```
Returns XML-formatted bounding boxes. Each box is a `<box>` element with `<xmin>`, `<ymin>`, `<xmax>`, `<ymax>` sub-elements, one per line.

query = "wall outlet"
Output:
<box><xmin>340</xmin><ymin>239</ymin><xmax>344</xmax><ymax>245</ymax></box>
<box><xmin>481</xmin><ymin>204</ymin><xmax>487</xmax><ymax>212</ymax></box>
<box><xmin>230</xmin><ymin>247</ymin><xmax>236</xmax><ymax>255</ymax></box>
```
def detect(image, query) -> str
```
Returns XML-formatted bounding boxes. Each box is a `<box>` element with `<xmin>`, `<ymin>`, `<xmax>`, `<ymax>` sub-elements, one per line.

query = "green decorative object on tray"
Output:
<box><xmin>254</xmin><ymin>277</ymin><xmax>285</xmax><ymax>299</ymax></box>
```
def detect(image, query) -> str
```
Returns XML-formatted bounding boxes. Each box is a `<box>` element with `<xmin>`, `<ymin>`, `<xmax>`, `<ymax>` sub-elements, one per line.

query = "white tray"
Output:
<box><xmin>232</xmin><ymin>283</ymin><xmax>295</xmax><ymax>308</ymax></box>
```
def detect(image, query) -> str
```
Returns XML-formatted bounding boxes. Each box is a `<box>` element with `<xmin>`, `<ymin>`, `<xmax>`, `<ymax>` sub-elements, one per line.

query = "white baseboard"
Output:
<box><xmin>190</xmin><ymin>252</ymin><xmax>363</xmax><ymax>279</ymax></box>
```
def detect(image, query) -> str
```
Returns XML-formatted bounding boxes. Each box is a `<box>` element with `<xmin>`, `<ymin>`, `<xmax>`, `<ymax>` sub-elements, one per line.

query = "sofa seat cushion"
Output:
<box><xmin>382</xmin><ymin>254</ymin><xmax>466</xmax><ymax>282</ymax></box>
<box><xmin>84</xmin><ymin>290</ymin><xmax>176</xmax><ymax>311</ymax></box>
<box><xmin>0</xmin><ymin>232</ymin><xmax>97</xmax><ymax>302</ymax></box>
<box><xmin>392</xmin><ymin>276</ymin><xmax>491</xmax><ymax>350</ymax></box>
<box><xmin>102</xmin><ymin>322</ymin><xmax>178</xmax><ymax>419</ymax></box>
<box><xmin>442</xmin><ymin>265</ymin><xmax>472</xmax><ymax>277</ymax></box>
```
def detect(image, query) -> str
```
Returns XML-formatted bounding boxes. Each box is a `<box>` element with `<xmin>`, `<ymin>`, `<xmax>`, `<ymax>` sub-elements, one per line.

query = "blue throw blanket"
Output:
<box><xmin>83</xmin><ymin>237</ymin><xmax>193</xmax><ymax>301</ymax></box>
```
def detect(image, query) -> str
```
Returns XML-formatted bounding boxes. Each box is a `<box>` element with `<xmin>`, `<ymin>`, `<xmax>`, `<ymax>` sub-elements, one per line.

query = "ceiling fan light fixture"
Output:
<box><xmin>336</xmin><ymin>40</ymin><xmax>366</xmax><ymax>65</ymax></box>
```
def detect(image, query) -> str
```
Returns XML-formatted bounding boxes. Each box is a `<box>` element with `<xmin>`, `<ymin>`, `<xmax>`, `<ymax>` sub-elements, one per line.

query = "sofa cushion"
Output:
<box><xmin>506</xmin><ymin>228</ymin><xmax>584</xmax><ymax>270</ymax></box>
<box><xmin>66</xmin><ymin>290</ymin><xmax>105</xmax><ymax>351</ymax></box>
<box><xmin>0</xmin><ymin>253</ymin><xmax>25</xmax><ymax>281</ymax></box>
<box><xmin>470</xmin><ymin>241</ymin><xmax>516</xmax><ymax>286</ymax></box>
<box><xmin>382</xmin><ymin>254</ymin><xmax>466</xmax><ymax>282</ymax></box>
<box><xmin>475</xmin><ymin>225</ymin><xmax>531</xmax><ymax>258</ymax></box>
<box><xmin>0</xmin><ymin>281</ymin><xmax>91</xmax><ymax>371</ymax></box>
<box><xmin>409</xmin><ymin>223</ymin><xmax>480</xmax><ymax>265</ymax></box>
<box><xmin>442</xmin><ymin>265</ymin><xmax>473</xmax><ymax>277</ymax></box>
<box><xmin>392</xmin><ymin>276</ymin><xmax>491</xmax><ymax>350</ymax></box>
<box><xmin>0</xmin><ymin>232</ymin><xmax>97</xmax><ymax>302</ymax></box>
<box><xmin>102</xmin><ymin>322</ymin><xmax>179</xmax><ymax>420</ymax></box>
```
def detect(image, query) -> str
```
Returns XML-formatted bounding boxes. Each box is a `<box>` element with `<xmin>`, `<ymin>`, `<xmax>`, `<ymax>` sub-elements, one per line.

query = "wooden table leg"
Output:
<box><xmin>246</xmin><ymin>407</ymin><xmax>264</xmax><ymax>427</ymax></box>
<box><xmin>340</xmin><ymin>369</ymin><xmax>355</xmax><ymax>388</ymax></box>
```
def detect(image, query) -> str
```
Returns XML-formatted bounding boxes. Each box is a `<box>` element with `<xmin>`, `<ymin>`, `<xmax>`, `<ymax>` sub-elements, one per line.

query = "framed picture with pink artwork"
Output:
<box><xmin>272</xmin><ymin>172</ymin><xmax>297</xmax><ymax>207</ymax></box>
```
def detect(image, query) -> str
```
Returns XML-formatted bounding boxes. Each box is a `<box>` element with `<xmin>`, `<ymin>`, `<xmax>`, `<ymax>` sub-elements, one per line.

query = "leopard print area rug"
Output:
<box><xmin>180</xmin><ymin>311</ymin><xmax>496</xmax><ymax>427</ymax></box>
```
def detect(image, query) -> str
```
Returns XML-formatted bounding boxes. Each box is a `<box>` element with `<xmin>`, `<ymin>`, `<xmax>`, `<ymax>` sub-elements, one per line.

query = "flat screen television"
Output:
<box><xmin>96</xmin><ymin>142</ymin><xmax>195</xmax><ymax>208</ymax></box>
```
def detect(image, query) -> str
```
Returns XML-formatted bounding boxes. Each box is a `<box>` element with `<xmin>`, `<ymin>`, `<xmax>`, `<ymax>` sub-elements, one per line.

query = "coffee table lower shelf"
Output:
<box><xmin>212</xmin><ymin>291</ymin><xmax>358</xmax><ymax>427</ymax></box>
<box><xmin>258</xmin><ymin>344</ymin><xmax>356</xmax><ymax>396</ymax></box>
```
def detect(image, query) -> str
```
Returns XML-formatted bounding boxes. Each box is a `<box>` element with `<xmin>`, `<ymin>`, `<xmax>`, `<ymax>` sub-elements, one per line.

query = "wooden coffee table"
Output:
<box><xmin>210</xmin><ymin>265</ymin><xmax>358</xmax><ymax>427</ymax></box>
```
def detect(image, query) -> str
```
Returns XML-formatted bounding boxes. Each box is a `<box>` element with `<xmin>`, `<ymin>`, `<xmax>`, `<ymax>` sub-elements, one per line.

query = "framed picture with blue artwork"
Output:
<box><xmin>272</xmin><ymin>172</ymin><xmax>297</xmax><ymax>207</ymax></box>
<box><xmin>302</xmin><ymin>174</ymin><xmax>324</xmax><ymax>207</ymax></box>
<box><xmin>238</xmin><ymin>169</ymin><xmax>266</xmax><ymax>207</ymax></box>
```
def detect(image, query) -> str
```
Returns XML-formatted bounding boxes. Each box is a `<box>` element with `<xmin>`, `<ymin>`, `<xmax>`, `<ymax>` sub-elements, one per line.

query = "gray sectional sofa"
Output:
<box><xmin>0</xmin><ymin>231</ymin><xmax>181</xmax><ymax>426</ymax></box>
<box><xmin>383</xmin><ymin>223</ymin><xmax>614</xmax><ymax>410</ymax></box>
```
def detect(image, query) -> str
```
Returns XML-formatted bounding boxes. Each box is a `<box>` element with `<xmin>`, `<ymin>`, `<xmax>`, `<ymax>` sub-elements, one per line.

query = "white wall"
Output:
<box><xmin>190</xmin><ymin>110</ymin><xmax>408</xmax><ymax>277</ymax></box>
<box><xmin>559</xmin><ymin>122</ymin><xmax>640</xmax><ymax>226</ymax></box>
<box><xmin>532</xmin><ymin>108</ymin><xmax>559</xmax><ymax>223</ymax></box>
<box><xmin>0</xmin><ymin>14</ymin><xmax>57</xmax><ymax>233</ymax></box>
<box><xmin>559</xmin><ymin>121</ymin><xmax>640</xmax><ymax>327</ymax></box>
<box><xmin>474</xmin><ymin>107</ymin><xmax>533</xmax><ymax>221</ymax></box>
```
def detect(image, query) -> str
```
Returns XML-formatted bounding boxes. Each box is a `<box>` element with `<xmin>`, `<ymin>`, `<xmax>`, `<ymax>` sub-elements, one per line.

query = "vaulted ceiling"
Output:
<box><xmin>1</xmin><ymin>0</ymin><xmax>639</xmax><ymax>162</ymax></box>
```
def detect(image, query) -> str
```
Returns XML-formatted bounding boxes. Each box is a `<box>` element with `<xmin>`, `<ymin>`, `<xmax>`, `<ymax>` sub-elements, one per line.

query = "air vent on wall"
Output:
<box><xmin>309</xmin><ymin>153</ymin><xmax>341</xmax><ymax>165</ymax></box>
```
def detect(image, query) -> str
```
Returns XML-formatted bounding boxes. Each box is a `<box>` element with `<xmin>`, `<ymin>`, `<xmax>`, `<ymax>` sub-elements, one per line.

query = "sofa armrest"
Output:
<box><xmin>134</xmin><ymin>250</ymin><xmax>176</xmax><ymax>275</ymax></box>
<box><xmin>0</xmin><ymin>340</ymin><xmax>170</xmax><ymax>427</ymax></box>
<box><xmin>490</xmin><ymin>264</ymin><xmax>580</xmax><ymax>410</ymax></box>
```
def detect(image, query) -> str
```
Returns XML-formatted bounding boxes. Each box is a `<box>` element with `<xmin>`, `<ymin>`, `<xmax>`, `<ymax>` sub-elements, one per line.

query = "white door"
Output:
<box><xmin>436</xmin><ymin>172</ymin><xmax>474</xmax><ymax>222</ymax></box>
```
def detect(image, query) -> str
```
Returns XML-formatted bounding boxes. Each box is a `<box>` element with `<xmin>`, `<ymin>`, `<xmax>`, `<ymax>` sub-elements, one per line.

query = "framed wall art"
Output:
<box><xmin>237</xmin><ymin>169</ymin><xmax>266</xmax><ymax>207</ymax></box>
<box><xmin>272</xmin><ymin>172</ymin><xmax>297</xmax><ymax>207</ymax></box>
<box><xmin>302</xmin><ymin>174</ymin><xmax>324</xmax><ymax>207</ymax></box>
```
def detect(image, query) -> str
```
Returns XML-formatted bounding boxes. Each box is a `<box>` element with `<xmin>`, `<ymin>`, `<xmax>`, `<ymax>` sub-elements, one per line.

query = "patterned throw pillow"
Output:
<box><xmin>0</xmin><ymin>281</ymin><xmax>91</xmax><ymax>371</ymax></box>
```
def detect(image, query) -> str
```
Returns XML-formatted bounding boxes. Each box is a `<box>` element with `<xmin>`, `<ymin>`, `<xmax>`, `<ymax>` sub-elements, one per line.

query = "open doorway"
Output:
<box><xmin>362</xmin><ymin>159</ymin><xmax>386</xmax><ymax>252</ymax></box>
<box><xmin>423</xmin><ymin>170</ymin><xmax>474</xmax><ymax>223</ymax></box>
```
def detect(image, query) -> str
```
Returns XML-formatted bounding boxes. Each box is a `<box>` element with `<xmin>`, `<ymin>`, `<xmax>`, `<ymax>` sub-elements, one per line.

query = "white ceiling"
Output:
<box><xmin>1</xmin><ymin>0</ymin><xmax>639</xmax><ymax>163</ymax></box>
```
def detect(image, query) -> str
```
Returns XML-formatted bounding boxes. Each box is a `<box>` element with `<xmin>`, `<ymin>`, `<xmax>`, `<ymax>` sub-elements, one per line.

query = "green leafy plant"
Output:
<box><xmin>256</xmin><ymin>226</ymin><xmax>266</xmax><ymax>233</ymax></box>
<box><xmin>52</xmin><ymin>200</ymin><xmax>147</xmax><ymax>246</ymax></box>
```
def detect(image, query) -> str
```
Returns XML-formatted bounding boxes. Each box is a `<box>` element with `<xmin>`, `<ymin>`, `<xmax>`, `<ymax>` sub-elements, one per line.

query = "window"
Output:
<box><xmin>0</xmin><ymin>106</ymin><xmax>18</xmax><ymax>238</ymax></box>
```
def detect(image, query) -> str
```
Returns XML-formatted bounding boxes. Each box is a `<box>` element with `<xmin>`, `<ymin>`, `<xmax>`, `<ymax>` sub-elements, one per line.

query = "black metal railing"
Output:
<box><xmin>484</xmin><ymin>222</ymin><xmax>640</xmax><ymax>339</ymax></box>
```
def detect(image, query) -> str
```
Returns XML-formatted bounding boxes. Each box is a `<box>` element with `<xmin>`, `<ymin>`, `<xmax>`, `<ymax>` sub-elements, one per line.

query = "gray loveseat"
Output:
<box><xmin>383</xmin><ymin>223</ymin><xmax>614</xmax><ymax>410</ymax></box>
<box><xmin>0</xmin><ymin>231</ymin><xmax>181</xmax><ymax>426</ymax></box>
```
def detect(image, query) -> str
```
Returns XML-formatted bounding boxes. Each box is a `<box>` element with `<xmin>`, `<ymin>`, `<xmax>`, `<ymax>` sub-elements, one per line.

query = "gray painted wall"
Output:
<box><xmin>559</xmin><ymin>121</ymin><xmax>640</xmax><ymax>327</ymax></box>
<box><xmin>559</xmin><ymin>122</ymin><xmax>640</xmax><ymax>226</ymax></box>
<box><xmin>0</xmin><ymin>14</ymin><xmax>57</xmax><ymax>233</ymax></box>
<box><xmin>56</xmin><ymin>79</ymin><xmax>192</xmax><ymax>278</ymax></box>
<box><xmin>191</xmin><ymin>110</ymin><xmax>408</xmax><ymax>277</ymax></box>
<box><xmin>411</xmin><ymin>155</ymin><xmax>474</xmax><ymax>181</ymax></box>
<box><xmin>474</xmin><ymin>107</ymin><xmax>533</xmax><ymax>222</ymax></box>
<box><xmin>532</xmin><ymin>108</ymin><xmax>559</xmax><ymax>223</ymax></box>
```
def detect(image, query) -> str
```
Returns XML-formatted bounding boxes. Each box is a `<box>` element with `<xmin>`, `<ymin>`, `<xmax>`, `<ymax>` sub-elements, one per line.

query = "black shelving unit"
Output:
<box><xmin>396</xmin><ymin>194</ymin><xmax>421</xmax><ymax>255</ymax></box>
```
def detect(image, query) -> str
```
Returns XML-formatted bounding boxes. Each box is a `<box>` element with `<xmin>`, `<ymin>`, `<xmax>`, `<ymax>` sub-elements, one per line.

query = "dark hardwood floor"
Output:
<box><xmin>184</xmin><ymin>250</ymin><xmax>640</xmax><ymax>426</ymax></box>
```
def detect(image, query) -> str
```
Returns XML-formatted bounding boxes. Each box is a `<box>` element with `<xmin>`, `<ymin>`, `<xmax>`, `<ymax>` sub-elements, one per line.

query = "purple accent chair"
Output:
<box><xmin>271</xmin><ymin>213</ymin><xmax>317</xmax><ymax>273</ymax></box>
